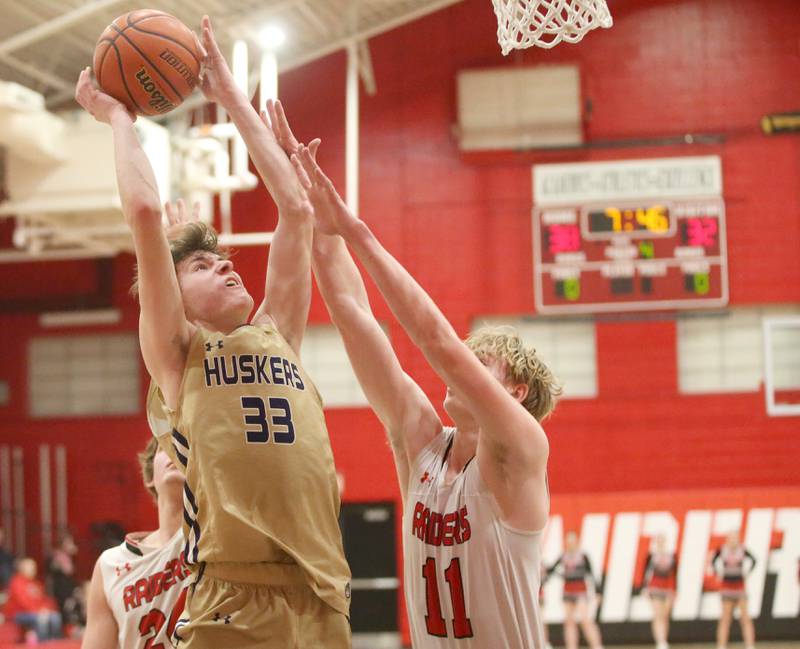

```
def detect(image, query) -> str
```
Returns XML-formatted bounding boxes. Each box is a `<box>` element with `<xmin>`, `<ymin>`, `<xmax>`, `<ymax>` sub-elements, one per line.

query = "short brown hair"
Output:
<box><xmin>137</xmin><ymin>437</ymin><xmax>159</xmax><ymax>499</ymax></box>
<box><xmin>466</xmin><ymin>326</ymin><xmax>562</xmax><ymax>422</ymax></box>
<box><xmin>130</xmin><ymin>221</ymin><xmax>228</xmax><ymax>297</ymax></box>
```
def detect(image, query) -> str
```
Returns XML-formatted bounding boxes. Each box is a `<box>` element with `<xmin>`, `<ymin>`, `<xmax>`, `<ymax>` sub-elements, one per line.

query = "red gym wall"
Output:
<box><xmin>1</xmin><ymin>0</ymin><xmax>799</xmax><ymax>621</ymax></box>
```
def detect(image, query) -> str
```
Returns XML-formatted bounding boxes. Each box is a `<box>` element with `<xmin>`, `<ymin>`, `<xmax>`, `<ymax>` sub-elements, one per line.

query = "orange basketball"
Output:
<box><xmin>93</xmin><ymin>10</ymin><xmax>201</xmax><ymax>117</ymax></box>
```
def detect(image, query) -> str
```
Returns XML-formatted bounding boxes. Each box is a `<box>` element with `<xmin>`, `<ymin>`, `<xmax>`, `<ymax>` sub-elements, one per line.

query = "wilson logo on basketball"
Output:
<box><xmin>134</xmin><ymin>68</ymin><xmax>175</xmax><ymax>114</ymax></box>
<box><xmin>159</xmin><ymin>49</ymin><xmax>197</xmax><ymax>86</ymax></box>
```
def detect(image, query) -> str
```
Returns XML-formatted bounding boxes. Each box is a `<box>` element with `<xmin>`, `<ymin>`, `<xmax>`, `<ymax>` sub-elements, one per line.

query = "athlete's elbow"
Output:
<box><xmin>279</xmin><ymin>196</ymin><xmax>314</xmax><ymax>222</ymax></box>
<box><xmin>420</xmin><ymin>324</ymin><xmax>461</xmax><ymax>363</ymax></box>
<box><xmin>125</xmin><ymin>200</ymin><xmax>162</xmax><ymax>229</ymax></box>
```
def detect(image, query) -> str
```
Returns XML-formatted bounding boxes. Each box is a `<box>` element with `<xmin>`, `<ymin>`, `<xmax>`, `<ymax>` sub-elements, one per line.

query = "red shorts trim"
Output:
<box><xmin>564</xmin><ymin>581</ymin><xmax>587</xmax><ymax>595</ymax></box>
<box><xmin>719</xmin><ymin>579</ymin><xmax>745</xmax><ymax>599</ymax></box>
<box><xmin>649</xmin><ymin>576</ymin><xmax>676</xmax><ymax>591</ymax></box>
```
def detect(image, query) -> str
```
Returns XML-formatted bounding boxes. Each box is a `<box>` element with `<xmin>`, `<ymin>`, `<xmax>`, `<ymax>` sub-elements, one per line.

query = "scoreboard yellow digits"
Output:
<box><xmin>589</xmin><ymin>204</ymin><xmax>672</xmax><ymax>236</ymax></box>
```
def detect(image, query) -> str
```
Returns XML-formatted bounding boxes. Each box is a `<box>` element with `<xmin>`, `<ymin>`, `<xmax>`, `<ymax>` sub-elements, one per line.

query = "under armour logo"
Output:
<box><xmin>213</xmin><ymin>613</ymin><xmax>231</xmax><ymax>624</ymax></box>
<box><xmin>420</xmin><ymin>472</ymin><xmax>431</xmax><ymax>484</ymax></box>
<box><xmin>115</xmin><ymin>562</ymin><xmax>132</xmax><ymax>577</ymax></box>
<box><xmin>205</xmin><ymin>340</ymin><xmax>224</xmax><ymax>352</ymax></box>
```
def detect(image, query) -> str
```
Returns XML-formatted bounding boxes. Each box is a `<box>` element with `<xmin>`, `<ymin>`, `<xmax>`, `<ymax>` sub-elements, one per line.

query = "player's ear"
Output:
<box><xmin>510</xmin><ymin>382</ymin><xmax>529</xmax><ymax>403</ymax></box>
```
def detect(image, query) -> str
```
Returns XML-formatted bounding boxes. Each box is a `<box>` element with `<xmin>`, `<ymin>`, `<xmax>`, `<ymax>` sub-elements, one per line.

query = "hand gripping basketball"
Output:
<box><xmin>92</xmin><ymin>10</ymin><xmax>201</xmax><ymax>116</ymax></box>
<box><xmin>75</xmin><ymin>67</ymin><xmax>136</xmax><ymax>124</ymax></box>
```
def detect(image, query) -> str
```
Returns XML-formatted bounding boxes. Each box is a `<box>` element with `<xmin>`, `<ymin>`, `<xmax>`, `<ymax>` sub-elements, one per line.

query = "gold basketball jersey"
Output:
<box><xmin>146</xmin><ymin>323</ymin><xmax>351</xmax><ymax>616</ymax></box>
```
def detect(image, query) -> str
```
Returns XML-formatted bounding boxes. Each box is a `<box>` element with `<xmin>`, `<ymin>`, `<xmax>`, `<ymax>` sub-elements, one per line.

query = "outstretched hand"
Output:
<box><xmin>292</xmin><ymin>145</ymin><xmax>358</xmax><ymax>236</ymax></box>
<box><xmin>164</xmin><ymin>198</ymin><xmax>201</xmax><ymax>237</ymax></box>
<box><xmin>196</xmin><ymin>15</ymin><xmax>235</xmax><ymax>103</ymax></box>
<box><xmin>261</xmin><ymin>99</ymin><xmax>320</xmax><ymax>160</ymax></box>
<box><xmin>74</xmin><ymin>67</ymin><xmax>135</xmax><ymax>124</ymax></box>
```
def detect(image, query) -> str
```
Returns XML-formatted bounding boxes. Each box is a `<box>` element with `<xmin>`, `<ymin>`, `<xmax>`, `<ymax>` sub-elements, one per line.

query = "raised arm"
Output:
<box><xmin>81</xmin><ymin>559</ymin><xmax>118</xmax><ymax>649</ymax></box>
<box><xmin>75</xmin><ymin>69</ymin><xmax>191</xmax><ymax>408</ymax></box>
<box><xmin>198</xmin><ymin>16</ymin><xmax>311</xmax><ymax>353</ymax></box>
<box><xmin>312</xmin><ymin>229</ymin><xmax>442</xmax><ymax>502</ymax></box>
<box><xmin>295</xmin><ymin>147</ymin><xmax>549</xmax><ymax>530</ymax></box>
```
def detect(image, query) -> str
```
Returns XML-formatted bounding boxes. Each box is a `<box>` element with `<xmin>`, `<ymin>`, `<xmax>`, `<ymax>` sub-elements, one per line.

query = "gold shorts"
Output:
<box><xmin>173</xmin><ymin>563</ymin><xmax>351</xmax><ymax>649</ymax></box>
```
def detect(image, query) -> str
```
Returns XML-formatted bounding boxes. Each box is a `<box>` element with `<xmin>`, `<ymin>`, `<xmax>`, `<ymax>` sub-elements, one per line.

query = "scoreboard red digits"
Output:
<box><xmin>533</xmin><ymin>198</ymin><xmax>728</xmax><ymax>313</ymax></box>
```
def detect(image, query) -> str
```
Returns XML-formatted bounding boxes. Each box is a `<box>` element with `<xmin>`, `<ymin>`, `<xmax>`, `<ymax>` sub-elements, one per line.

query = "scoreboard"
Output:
<box><xmin>532</xmin><ymin>157</ymin><xmax>729</xmax><ymax>314</ymax></box>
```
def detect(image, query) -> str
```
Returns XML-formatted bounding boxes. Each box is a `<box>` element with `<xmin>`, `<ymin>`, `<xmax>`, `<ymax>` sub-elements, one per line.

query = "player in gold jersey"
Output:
<box><xmin>74</xmin><ymin>15</ymin><xmax>351</xmax><ymax>649</ymax></box>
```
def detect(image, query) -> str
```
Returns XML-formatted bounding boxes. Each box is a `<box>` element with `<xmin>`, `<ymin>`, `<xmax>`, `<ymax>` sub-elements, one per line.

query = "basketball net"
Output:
<box><xmin>492</xmin><ymin>0</ymin><xmax>613</xmax><ymax>53</ymax></box>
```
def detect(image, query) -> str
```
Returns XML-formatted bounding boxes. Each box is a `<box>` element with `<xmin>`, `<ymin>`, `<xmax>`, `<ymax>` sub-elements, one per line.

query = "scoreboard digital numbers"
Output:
<box><xmin>533</xmin><ymin>156</ymin><xmax>729</xmax><ymax>314</ymax></box>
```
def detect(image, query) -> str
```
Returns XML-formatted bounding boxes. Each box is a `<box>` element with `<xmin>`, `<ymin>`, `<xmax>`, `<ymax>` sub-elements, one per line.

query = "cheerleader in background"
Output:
<box><xmin>548</xmin><ymin>532</ymin><xmax>604</xmax><ymax>649</ymax></box>
<box><xmin>708</xmin><ymin>530</ymin><xmax>756</xmax><ymax>649</ymax></box>
<box><xmin>640</xmin><ymin>533</ymin><xmax>677</xmax><ymax>649</ymax></box>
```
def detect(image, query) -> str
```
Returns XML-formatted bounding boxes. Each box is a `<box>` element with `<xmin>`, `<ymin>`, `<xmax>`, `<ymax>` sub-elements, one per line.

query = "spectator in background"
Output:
<box><xmin>46</xmin><ymin>533</ymin><xmax>81</xmax><ymax>627</ymax></box>
<box><xmin>5</xmin><ymin>557</ymin><xmax>62</xmax><ymax>643</ymax></box>
<box><xmin>0</xmin><ymin>527</ymin><xmax>14</xmax><ymax>590</ymax></box>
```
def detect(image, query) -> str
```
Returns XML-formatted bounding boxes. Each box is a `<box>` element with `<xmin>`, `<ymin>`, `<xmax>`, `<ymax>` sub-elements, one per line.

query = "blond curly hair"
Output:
<box><xmin>466</xmin><ymin>326</ymin><xmax>562</xmax><ymax>421</ymax></box>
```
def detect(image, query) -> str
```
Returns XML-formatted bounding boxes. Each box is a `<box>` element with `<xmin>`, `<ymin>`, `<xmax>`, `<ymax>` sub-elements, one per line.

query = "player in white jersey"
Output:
<box><xmin>82</xmin><ymin>437</ymin><xmax>190</xmax><ymax>649</ymax></box>
<box><xmin>295</xmin><ymin>146</ymin><xmax>561</xmax><ymax>648</ymax></box>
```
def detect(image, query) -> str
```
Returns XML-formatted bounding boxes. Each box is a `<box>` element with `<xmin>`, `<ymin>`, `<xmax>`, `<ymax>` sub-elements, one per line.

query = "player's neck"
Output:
<box><xmin>191</xmin><ymin>314</ymin><xmax>248</xmax><ymax>335</ymax></box>
<box><xmin>153</xmin><ymin>489</ymin><xmax>183</xmax><ymax>544</ymax></box>
<box><xmin>448</xmin><ymin>427</ymin><xmax>478</xmax><ymax>474</ymax></box>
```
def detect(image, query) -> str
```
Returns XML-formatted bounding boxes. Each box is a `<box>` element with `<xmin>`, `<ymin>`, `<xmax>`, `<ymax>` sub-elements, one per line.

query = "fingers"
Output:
<box><xmin>76</xmin><ymin>67</ymin><xmax>92</xmax><ymax>93</ymax></box>
<box><xmin>299</xmin><ymin>146</ymin><xmax>335</xmax><ymax>195</ymax></box>
<box><xmin>259</xmin><ymin>108</ymin><xmax>273</xmax><ymax>133</ymax></box>
<box><xmin>191</xmin><ymin>201</ymin><xmax>202</xmax><ymax>221</ymax></box>
<box><xmin>297</xmin><ymin>145</ymin><xmax>318</xmax><ymax>184</ymax></box>
<box><xmin>291</xmin><ymin>154</ymin><xmax>312</xmax><ymax>190</ymax></box>
<box><xmin>274</xmin><ymin>100</ymin><xmax>293</xmax><ymax>142</ymax></box>
<box><xmin>175</xmin><ymin>198</ymin><xmax>186</xmax><ymax>221</ymax></box>
<box><xmin>193</xmin><ymin>31</ymin><xmax>208</xmax><ymax>60</ymax></box>
<box><xmin>201</xmin><ymin>15</ymin><xmax>222</xmax><ymax>57</ymax></box>
<box><xmin>265</xmin><ymin>100</ymin><xmax>277</xmax><ymax>131</ymax></box>
<box><xmin>164</xmin><ymin>201</ymin><xmax>178</xmax><ymax>226</ymax></box>
<box><xmin>268</xmin><ymin>100</ymin><xmax>296</xmax><ymax>151</ymax></box>
<box><xmin>308</xmin><ymin>138</ymin><xmax>321</xmax><ymax>160</ymax></box>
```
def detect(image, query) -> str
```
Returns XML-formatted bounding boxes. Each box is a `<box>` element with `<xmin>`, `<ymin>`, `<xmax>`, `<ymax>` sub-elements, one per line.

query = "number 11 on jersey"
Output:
<box><xmin>422</xmin><ymin>557</ymin><xmax>473</xmax><ymax>639</ymax></box>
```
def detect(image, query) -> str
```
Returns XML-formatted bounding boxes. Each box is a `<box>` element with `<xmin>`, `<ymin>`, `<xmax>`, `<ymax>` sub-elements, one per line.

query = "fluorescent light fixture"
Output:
<box><xmin>259</xmin><ymin>25</ymin><xmax>286</xmax><ymax>50</ymax></box>
<box><xmin>39</xmin><ymin>308</ymin><xmax>121</xmax><ymax>328</ymax></box>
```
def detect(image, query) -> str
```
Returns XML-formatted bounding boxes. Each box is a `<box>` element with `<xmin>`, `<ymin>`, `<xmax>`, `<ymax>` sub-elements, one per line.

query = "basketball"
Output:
<box><xmin>92</xmin><ymin>10</ymin><xmax>201</xmax><ymax>117</ymax></box>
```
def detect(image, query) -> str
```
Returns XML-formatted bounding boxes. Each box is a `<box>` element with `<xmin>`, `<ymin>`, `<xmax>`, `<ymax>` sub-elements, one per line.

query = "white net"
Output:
<box><xmin>492</xmin><ymin>0</ymin><xmax>613</xmax><ymax>53</ymax></box>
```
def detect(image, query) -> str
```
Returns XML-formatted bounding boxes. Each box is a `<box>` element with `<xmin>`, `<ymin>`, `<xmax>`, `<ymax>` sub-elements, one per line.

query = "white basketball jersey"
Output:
<box><xmin>403</xmin><ymin>429</ymin><xmax>545</xmax><ymax>649</ymax></box>
<box><xmin>98</xmin><ymin>530</ymin><xmax>191</xmax><ymax>649</ymax></box>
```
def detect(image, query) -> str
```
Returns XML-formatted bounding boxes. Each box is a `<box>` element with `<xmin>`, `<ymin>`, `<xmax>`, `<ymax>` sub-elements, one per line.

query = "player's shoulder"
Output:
<box><xmin>413</xmin><ymin>427</ymin><xmax>454</xmax><ymax>466</ymax></box>
<box><xmin>99</xmin><ymin>532</ymin><xmax>150</xmax><ymax>563</ymax></box>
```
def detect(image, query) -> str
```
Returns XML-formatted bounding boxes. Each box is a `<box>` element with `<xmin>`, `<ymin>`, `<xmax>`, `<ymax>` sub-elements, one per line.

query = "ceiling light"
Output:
<box><xmin>259</xmin><ymin>25</ymin><xmax>286</xmax><ymax>50</ymax></box>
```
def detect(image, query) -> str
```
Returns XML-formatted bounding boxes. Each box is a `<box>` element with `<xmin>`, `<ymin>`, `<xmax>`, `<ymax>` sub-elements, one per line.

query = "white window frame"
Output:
<box><xmin>763</xmin><ymin>316</ymin><xmax>800</xmax><ymax>417</ymax></box>
<box><xmin>677</xmin><ymin>305</ymin><xmax>800</xmax><ymax>396</ymax></box>
<box><xmin>300</xmin><ymin>324</ymin><xmax>371</xmax><ymax>408</ymax></box>
<box><xmin>28</xmin><ymin>333</ymin><xmax>140</xmax><ymax>418</ymax></box>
